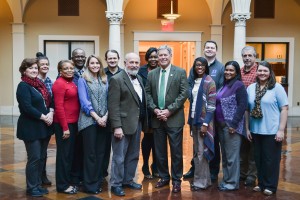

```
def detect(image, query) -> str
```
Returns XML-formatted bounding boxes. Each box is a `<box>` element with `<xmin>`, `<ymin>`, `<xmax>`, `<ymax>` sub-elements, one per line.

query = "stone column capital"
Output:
<box><xmin>105</xmin><ymin>11</ymin><xmax>123</xmax><ymax>24</ymax></box>
<box><xmin>230</xmin><ymin>13</ymin><xmax>251</xmax><ymax>26</ymax></box>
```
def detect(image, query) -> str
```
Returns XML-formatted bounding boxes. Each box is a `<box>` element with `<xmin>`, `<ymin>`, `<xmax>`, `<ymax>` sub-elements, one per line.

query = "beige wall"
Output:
<box><xmin>23</xmin><ymin>0</ymin><xmax>109</xmax><ymax>61</ymax></box>
<box><xmin>222</xmin><ymin>0</ymin><xmax>300</xmax><ymax>106</ymax></box>
<box><xmin>123</xmin><ymin>0</ymin><xmax>212</xmax><ymax>55</ymax></box>
<box><xmin>0</xmin><ymin>0</ymin><xmax>13</xmax><ymax>106</ymax></box>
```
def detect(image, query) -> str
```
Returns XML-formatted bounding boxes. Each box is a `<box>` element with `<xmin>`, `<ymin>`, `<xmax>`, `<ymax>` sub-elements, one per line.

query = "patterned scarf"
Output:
<box><xmin>250</xmin><ymin>82</ymin><xmax>268</xmax><ymax>118</ymax></box>
<box><xmin>21</xmin><ymin>76</ymin><xmax>51</xmax><ymax>107</ymax></box>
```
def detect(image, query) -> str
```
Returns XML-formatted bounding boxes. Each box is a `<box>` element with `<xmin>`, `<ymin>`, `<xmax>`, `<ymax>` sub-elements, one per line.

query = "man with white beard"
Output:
<box><xmin>108</xmin><ymin>52</ymin><xmax>147</xmax><ymax>196</ymax></box>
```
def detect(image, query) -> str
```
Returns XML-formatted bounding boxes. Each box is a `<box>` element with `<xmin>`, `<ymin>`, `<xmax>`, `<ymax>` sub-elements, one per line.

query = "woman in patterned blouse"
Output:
<box><xmin>215</xmin><ymin>61</ymin><xmax>247</xmax><ymax>191</ymax></box>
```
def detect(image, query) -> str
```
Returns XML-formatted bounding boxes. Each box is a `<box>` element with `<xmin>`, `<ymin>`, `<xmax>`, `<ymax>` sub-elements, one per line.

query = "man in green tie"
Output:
<box><xmin>145</xmin><ymin>45</ymin><xmax>189</xmax><ymax>193</ymax></box>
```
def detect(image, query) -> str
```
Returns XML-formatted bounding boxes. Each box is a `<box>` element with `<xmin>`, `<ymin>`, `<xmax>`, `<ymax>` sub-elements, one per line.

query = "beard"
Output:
<box><xmin>125</xmin><ymin>68</ymin><xmax>139</xmax><ymax>76</ymax></box>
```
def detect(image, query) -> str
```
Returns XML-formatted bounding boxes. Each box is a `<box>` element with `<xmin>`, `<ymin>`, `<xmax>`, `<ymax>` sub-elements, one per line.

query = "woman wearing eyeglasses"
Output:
<box><xmin>188</xmin><ymin>57</ymin><xmax>216</xmax><ymax>190</ymax></box>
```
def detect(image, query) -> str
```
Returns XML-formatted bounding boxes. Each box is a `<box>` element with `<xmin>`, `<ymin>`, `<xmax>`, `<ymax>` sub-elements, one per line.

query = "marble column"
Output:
<box><xmin>12</xmin><ymin>23</ymin><xmax>25</xmax><ymax>114</ymax></box>
<box><xmin>230</xmin><ymin>0</ymin><xmax>251</xmax><ymax>66</ymax></box>
<box><xmin>105</xmin><ymin>11</ymin><xmax>123</xmax><ymax>56</ymax></box>
<box><xmin>231</xmin><ymin>13</ymin><xmax>250</xmax><ymax>66</ymax></box>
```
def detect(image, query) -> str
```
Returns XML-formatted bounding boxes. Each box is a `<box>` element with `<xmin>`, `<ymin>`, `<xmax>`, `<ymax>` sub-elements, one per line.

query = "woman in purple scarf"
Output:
<box><xmin>215</xmin><ymin>61</ymin><xmax>247</xmax><ymax>191</ymax></box>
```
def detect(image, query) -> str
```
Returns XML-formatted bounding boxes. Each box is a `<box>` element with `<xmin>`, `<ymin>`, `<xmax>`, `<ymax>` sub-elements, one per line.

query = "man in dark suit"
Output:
<box><xmin>108</xmin><ymin>52</ymin><xmax>147</xmax><ymax>197</ymax></box>
<box><xmin>145</xmin><ymin>45</ymin><xmax>189</xmax><ymax>193</ymax></box>
<box><xmin>69</xmin><ymin>48</ymin><xmax>85</xmax><ymax>187</ymax></box>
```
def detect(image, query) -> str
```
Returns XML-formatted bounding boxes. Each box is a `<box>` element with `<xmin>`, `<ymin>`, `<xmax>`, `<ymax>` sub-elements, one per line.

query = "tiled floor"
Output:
<box><xmin>0</xmin><ymin>115</ymin><xmax>299</xmax><ymax>199</ymax></box>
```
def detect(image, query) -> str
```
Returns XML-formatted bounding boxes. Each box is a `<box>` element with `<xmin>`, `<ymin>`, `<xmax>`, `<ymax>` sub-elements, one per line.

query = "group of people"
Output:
<box><xmin>16</xmin><ymin>41</ymin><xmax>288</xmax><ymax>198</ymax></box>
<box><xmin>184</xmin><ymin>43</ymin><xmax>288</xmax><ymax>196</ymax></box>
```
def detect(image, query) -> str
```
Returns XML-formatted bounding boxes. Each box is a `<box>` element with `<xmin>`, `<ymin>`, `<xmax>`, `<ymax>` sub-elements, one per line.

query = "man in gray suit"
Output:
<box><xmin>108</xmin><ymin>52</ymin><xmax>147</xmax><ymax>197</ymax></box>
<box><xmin>145</xmin><ymin>45</ymin><xmax>189</xmax><ymax>193</ymax></box>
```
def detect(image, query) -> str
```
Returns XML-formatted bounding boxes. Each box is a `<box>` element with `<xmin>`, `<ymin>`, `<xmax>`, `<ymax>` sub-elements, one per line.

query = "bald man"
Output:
<box><xmin>108</xmin><ymin>53</ymin><xmax>147</xmax><ymax>196</ymax></box>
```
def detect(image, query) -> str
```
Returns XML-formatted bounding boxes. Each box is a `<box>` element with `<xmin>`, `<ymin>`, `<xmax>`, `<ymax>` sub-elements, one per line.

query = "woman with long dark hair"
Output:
<box><xmin>188</xmin><ymin>57</ymin><xmax>216</xmax><ymax>190</ymax></box>
<box><xmin>246</xmin><ymin>61</ymin><xmax>288</xmax><ymax>196</ymax></box>
<box><xmin>215</xmin><ymin>61</ymin><xmax>247</xmax><ymax>191</ymax></box>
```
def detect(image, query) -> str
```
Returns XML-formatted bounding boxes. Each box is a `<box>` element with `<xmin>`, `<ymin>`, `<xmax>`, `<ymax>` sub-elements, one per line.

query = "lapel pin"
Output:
<box><xmin>170</xmin><ymin>74</ymin><xmax>173</xmax><ymax>76</ymax></box>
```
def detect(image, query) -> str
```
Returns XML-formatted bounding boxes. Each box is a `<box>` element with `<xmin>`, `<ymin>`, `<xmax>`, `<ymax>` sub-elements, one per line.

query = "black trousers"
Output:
<box><xmin>102</xmin><ymin>123</ymin><xmax>112</xmax><ymax>177</ymax></box>
<box><xmin>70</xmin><ymin>131</ymin><xmax>84</xmax><ymax>185</ymax></box>
<box><xmin>54</xmin><ymin>123</ymin><xmax>76</xmax><ymax>191</ymax></box>
<box><xmin>252</xmin><ymin>134</ymin><xmax>282</xmax><ymax>192</ymax></box>
<box><xmin>41</xmin><ymin>135</ymin><xmax>51</xmax><ymax>176</ymax></box>
<box><xmin>24</xmin><ymin>137</ymin><xmax>49</xmax><ymax>191</ymax></box>
<box><xmin>154</xmin><ymin>123</ymin><xmax>183</xmax><ymax>182</ymax></box>
<box><xmin>82</xmin><ymin>124</ymin><xmax>110</xmax><ymax>191</ymax></box>
<box><xmin>141</xmin><ymin>131</ymin><xmax>157</xmax><ymax>174</ymax></box>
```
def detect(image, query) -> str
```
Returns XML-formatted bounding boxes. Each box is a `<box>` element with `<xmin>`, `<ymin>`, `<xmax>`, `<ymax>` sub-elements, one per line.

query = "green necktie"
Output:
<box><xmin>158</xmin><ymin>69</ymin><xmax>166</xmax><ymax>109</ymax></box>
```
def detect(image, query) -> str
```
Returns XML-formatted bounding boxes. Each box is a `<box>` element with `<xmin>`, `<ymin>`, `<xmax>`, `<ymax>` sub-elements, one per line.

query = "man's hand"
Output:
<box><xmin>114</xmin><ymin>127</ymin><xmax>124</xmax><ymax>139</ymax></box>
<box><xmin>154</xmin><ymin>109</ymin><xmax>171</xmax><ymax>121</ymax></box>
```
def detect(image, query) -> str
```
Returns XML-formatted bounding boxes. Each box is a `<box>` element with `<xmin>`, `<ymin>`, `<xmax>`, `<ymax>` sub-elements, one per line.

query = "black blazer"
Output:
<box><xmin>16</xmin><ymin>82</ymin><xmax>53</xmax><ymax>141</ymax></box>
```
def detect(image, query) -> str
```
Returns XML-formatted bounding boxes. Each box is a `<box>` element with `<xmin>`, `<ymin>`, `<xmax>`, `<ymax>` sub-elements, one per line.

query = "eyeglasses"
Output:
<box><xmin>195</xmin><ymin>64</ymin><xmax>205</xmax><ymax>67</ymax></box>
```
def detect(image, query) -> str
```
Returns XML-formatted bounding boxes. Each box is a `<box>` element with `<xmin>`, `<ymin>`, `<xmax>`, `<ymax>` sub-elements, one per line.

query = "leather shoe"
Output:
<box><xmin>183</xmin><ymin>168</ymin><xmax>194</xmax><ymax>179</ymax></box>
<box><xmin>123</xmin><ymin>182</ymin><xmax>142</xmax><ymax>190</ymax></box>
<box><xmin>190</xmin><ymin>182</ymin><xmax>204</xmax><ymax>191</ymax></box>
<box><xmin>211</xmin><ymin>174</ymin><xmax>218</xmax><ymax>183</ymax></box>
<box><xmin>38</xmin><ymin>186</ymin><xmax>49</xmax><ymax>194</ymax></box>
<box><xmin>144</xmin><ymin>174</ymin><xmax>153</xmax><ymax>179</ymax></box>
<box><xmin>26</xmin><ymin>188</ymin><xmax>43</xmax><ymax>197</ymax></box>
<box><xmin>172</xmin><ymin>182</ymin><xmax>181</xmax><ymax>193</ymax></box>
<box><xmin>42</xmin><ymin>174</ymin><xmax>52</xmax><ymax>185</ymax></box>
<box><xmin>153</xmin><ymin>172</ymin><xmax>160</xmax><ymax>178</ymax></box>
<box><xmin>84</xmin><ymin>188</ymin><xmax>102</xmax><ymax>194</ymax></box>
<box><xmin>244</xmin><ymin>179</ymin><xmax>255</xmax><ymax>186</ymax></box>
<box><xmin>155</xmin><ymin>179</ymin><xmax>170</xmax><ymax>188</ymax></box>
<box><xmin>111</xmin><ymin>186</ymin><xmax>125</xmax><ymax>196</ymax></box>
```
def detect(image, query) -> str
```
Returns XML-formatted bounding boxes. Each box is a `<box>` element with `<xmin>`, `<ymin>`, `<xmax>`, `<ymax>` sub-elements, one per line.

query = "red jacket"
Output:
<box><xmin>53</xmin><ymin>77</ymin><xmax>80</xmax><ymax>131</ymax></box>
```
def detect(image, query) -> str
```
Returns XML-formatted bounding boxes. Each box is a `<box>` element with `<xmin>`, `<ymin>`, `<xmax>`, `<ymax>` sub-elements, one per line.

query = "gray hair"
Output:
<box><xmin>158</xmin><ymin>45</ymin><xmax>172</xmax><ymax>55</ymax></box>
<box><xmin>241</xmin><ymin>46</ymin><xmax>257</xmax><ymax>57</ymax></box>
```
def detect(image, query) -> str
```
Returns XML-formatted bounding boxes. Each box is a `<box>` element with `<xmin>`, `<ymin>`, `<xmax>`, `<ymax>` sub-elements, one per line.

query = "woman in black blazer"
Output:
<box><xmin>16</xmin><ymin>58</ymin><xmax>54</xmax><ymax>197</ymax></box>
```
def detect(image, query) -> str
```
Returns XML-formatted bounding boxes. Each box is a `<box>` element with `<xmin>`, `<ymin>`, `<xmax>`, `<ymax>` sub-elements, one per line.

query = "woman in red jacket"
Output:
<box><xmin>52</xmin><ymin>60</ymin><xmax>80</xmax><ymax>194</ymax></box>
